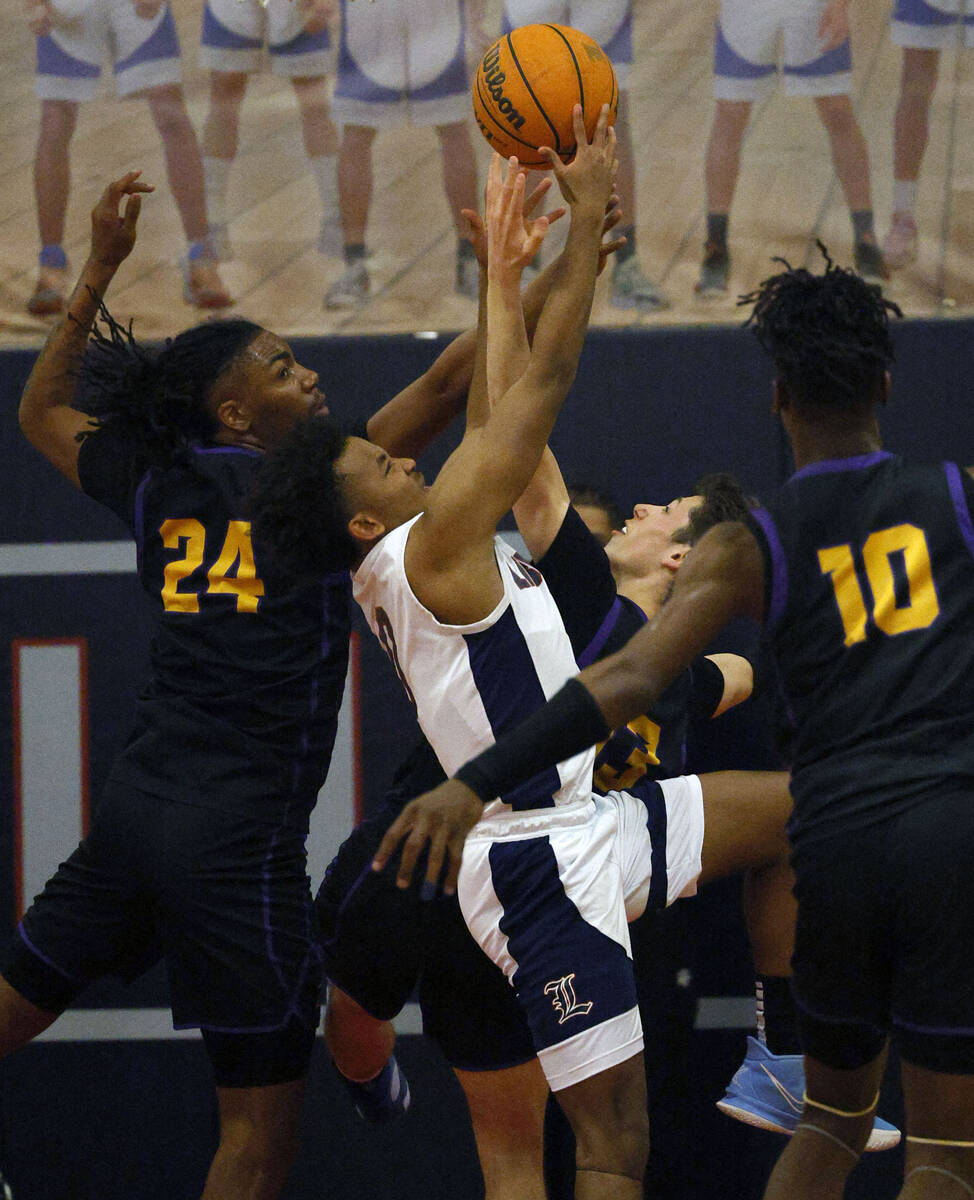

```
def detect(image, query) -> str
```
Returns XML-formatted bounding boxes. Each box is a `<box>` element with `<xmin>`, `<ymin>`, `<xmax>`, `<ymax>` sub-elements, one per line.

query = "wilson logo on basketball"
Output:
<box><xmin>480</xmin><ymin>45</ymin><xmax>527</xmax><ymax>132</ymax></box>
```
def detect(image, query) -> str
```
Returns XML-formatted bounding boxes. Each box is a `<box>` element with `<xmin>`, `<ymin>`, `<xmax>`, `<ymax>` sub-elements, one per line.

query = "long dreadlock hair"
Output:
<box><xmin>76</xmin><ymin>299</ymin><xmax>262</xmax><ymax>476</ymax></box>
<box><xmin>739</xmin><ymin>243</ymin><xmax>902</xmax><ymax>414</ymax></box>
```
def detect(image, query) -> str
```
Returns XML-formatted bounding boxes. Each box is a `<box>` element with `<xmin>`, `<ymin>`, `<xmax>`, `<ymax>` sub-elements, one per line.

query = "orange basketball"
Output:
<box><xmin>472</xmin><ymin>24</ymin><xmax>618</xmax><ymax>169</ymax></box>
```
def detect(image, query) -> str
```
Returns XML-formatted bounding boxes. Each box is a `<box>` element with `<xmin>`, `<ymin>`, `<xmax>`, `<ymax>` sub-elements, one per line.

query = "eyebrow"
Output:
<box><xmin>265</xmin><ymin>346</ymin><xmax>293</xmax><ymax>369</ymax></box>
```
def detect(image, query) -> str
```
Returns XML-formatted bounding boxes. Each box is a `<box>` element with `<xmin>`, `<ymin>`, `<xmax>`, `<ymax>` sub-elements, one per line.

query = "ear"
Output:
<box><xmin>348</xmin><ymin>512</ymin><xmax>386</xmax><ymax>546</ymax></box>
<box><xmin>878</xmin><ymin>370</ymin><xmax>891</xmax><ymax>406</ymax></box>
<box><xmin>214</xmin><ymin>395</ymin><xmax>252</xmax><ymax>435</ymax></box>
<box><xmin>662</xmin><ymin>545</ymin><xmax>689</xmax><ymax>574</ymax></box>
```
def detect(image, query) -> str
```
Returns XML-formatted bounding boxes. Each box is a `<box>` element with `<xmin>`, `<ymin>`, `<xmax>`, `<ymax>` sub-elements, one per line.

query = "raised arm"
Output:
<box><xmin>416</xmin><ymin>106</ymin><xmax>615</xmax><ymax>564</ymax></box>
<box><xmin>19</xmin><ymin>172</ymin><xmax>152</xmax><ymax>486</ymax></box>
<box><xmin>366</xmin><ymin>179</ymin><xmax>562</xmax><ymax>457</ymax></box>
<box><xmin>373</xmin><ymin>519</ymin><xmax>766</xmax><ymax>891</ymax></box>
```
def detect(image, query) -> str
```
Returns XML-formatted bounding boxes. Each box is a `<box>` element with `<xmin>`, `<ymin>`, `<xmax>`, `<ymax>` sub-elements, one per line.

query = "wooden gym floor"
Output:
<box><xmin>1</xmin><ymin>0</ymin><xmax>972</xmax><ymax>348</ymax></box>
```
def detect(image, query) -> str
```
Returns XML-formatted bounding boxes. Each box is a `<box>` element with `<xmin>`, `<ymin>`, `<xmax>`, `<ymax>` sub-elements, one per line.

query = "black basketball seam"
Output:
<box><xmin>544</xmin><ymin>24</ymin><xmax>585</xmax><ymax>159</ymax></box>
<box><xmin>507</xmin><ymin>28</ymin><xmax>563</xmax><ymax>154</ymax></box>
<box><xmin>474</xmin><ymin>73</ymin><xmax>551</xmax><ymax>164</ymax></box>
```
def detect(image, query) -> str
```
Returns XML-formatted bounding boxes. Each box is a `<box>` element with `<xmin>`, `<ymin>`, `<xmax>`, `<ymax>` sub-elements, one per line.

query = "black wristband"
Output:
<box><xmin>453</xmin><ymin>678</ymin><xmax>611</xmax><ymax>804</ymax></box>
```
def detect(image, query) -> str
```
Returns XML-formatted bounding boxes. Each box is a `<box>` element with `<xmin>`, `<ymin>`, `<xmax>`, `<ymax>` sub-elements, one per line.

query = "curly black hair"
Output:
<box><xmin>250</xmin><ymin>414</ymin><xmax>358</xmax><ymax>583</ymax></box>
<box><xmin>739</xmin><ymin>243</ymin><xmax>901</xmax><ymax>414</ymax></box>
<box><xmin>75</xmin><ymin>299</ymin><xmax>262</xmax><ymax>474</ymax></box>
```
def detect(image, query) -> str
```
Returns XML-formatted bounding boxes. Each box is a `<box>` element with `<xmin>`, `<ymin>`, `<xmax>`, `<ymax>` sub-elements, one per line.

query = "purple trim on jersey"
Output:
<box><xmin>132</xmin><ymin>470</ymin><xmax>151</xmax><ymax>577</ymax></box>
<box><xmin>37</xmin><ymin>35</ymin><xmax>101</xmax><ymax>78</ymax></box>
<box><xmin>201</xmin><ymin>3</ymin><xmax>263</xmax><ymax>52</ymax></box>
<box><xmin>894</xmin><ymin>0</ymin><xmax>973</xmax><ymax>26</ymax></box>
<box><xmin>114</xmin><ymin>6</ymin><xmax>181</xmax><ymax>74</ymax></box>
<box><xmin>17</xmin><ymin>922</ymin><xmax>83</xmax><ymax>982</ymax></box>
<box><xmin>714</xmin><ymin>23</ymin><xmax>776</xmax><ymax>79</ymax></box>
<box><xmin>500</xmin><ymin>8</ymin><xmax>633</xmax><ymax>66</ymax></box>
<box><xmin>749</xmin><ymin>507</ymin><xmax>788</xmax><ymax>631</ymax></box>
<box><xmin>790</xmin><ymin>450</ymin><xmax>894</xmax><ymax>481</ymax></box>
<box><xmin>792</xmin><ymin>989</ymin><xmax>887</xmax><ymax>1033</ymax></box>
<box><xmin>945</xmin><ymin>462</ymin><xmax>974</xmax><ymax>561</ymax></box>
<box><xmin>784</xmin><ymin>39</ymin><xmax>851</xmax><ymax>77</ymax></box>
<box><xmin>488</xmin><ymin>837</ymin><xmax>637</xmax><ymax>1050</ymax></box>
<box><xmin>192</xmin><ymin>444</ymin><xmax>263</xmax><ymax>458</ymax></box>
<box><xmin>464</xmin><ymin>606</ymin><xmax>564</xmax><ymax>811</ymax></box>
<box><xmin>893</xmin><ymin>1015</ymin><xmax>974</xmax><ymax>1036</ymax></box>
<box><xmin>577</xmin><ymin>596</ymin><xmax>637</xmax><ymax>668</ymax></box>
<box><xmin>335</xmin><ymin>2</ymin><xmax>466</xmax><ymax>103</ymax></box>
<box><xmin>263</xmin><ymin>828</ymin><xmax>288</xmax><ymax>990</ymax></box>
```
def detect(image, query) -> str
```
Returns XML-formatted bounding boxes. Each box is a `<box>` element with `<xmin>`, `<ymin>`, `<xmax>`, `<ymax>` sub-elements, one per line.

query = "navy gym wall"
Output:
<box><xmin>1</xmin><ymin>319</ymin><xmax>973</xmax><ymax>1199</ymax></box>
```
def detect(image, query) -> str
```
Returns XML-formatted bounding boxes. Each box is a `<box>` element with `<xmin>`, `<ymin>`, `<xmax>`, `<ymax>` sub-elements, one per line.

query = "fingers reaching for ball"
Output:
<box><xmin>541</xmin><ymin>105</ymin><xmax>618</xmax><ymax>213</ymax></box>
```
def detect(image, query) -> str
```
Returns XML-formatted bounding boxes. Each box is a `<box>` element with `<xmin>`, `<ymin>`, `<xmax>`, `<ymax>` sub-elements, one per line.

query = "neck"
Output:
<box><xmin>786</xmin><ymin>407</ymin><xmax>883</xmax><ymax>471</ymax></box>
<box><xmin>212</xmin><ymin>427</ymin><xmax>265</xmax><ymax>452</ymax></box>
<box><xmin>615</xmin><ymin>574</ymin><xmax>668</xmax><ymax>620</ymax></box>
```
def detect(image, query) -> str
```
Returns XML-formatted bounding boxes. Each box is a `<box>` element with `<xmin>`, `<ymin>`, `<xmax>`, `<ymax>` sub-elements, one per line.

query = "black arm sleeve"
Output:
<box><xmin>454</xmin><ymin>678</ymin><xmax>611</xmax><ymax>803</ymax></box>
<box><xmin>688</xmin><ymin>654</ymin><xmax>726</xmax><ymax>719</ymax></box>
<box><xmin>535</xmin><ymin>506</ymin><xmax>619</xmax><ymax>658</ymax></box>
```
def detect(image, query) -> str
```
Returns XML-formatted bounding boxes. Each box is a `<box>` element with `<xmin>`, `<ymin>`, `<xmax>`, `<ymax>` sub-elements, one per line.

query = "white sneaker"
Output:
<box><xmin>610</xmin><ymin>256</ymin><xmax>670</xmax><ymax>311</ymax></box>
<box><xmin>324</xmin><ymin>260</ymin><xmax>369</xmax><ymax>309</ymax></box>
<box><xmin>882</xmin><ymin>213</ymin><xmax>918</xmax><ymax>270</ymax></box>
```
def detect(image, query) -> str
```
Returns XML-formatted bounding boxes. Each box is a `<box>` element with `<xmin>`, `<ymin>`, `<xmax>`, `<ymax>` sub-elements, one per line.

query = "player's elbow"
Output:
<box><xmin>708</xmin><ymin>653</ymin><xmax>754</xmax><ymax>716</ymax></box>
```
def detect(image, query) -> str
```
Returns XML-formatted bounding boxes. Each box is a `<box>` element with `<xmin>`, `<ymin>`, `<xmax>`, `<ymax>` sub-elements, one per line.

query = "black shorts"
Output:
<box><xmin>5</xmin><ymin>778</ymin><xmax>320</xmax><ymax>1085</ymax></box>
<box><xmin>316</xmin><ymin>804</ymin><xmax>535</xmax><ymax>1071</ymax></box>
<box><xmin>791</xmin><ymin>786</ymin><xmax>974</xmax><ymax>1074</ymax></box>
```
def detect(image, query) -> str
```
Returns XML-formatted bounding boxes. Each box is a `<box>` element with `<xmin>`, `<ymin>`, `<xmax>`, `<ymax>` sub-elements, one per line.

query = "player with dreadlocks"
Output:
<box><xmin>4</xmin><ymin>168</ymin><xmax>511</xmax><ymax>1199</ymax></box>
<box><xmin>378</xmin><ymin>247</ymin><xmax>974</xmax><ymax>1200</ymax></box>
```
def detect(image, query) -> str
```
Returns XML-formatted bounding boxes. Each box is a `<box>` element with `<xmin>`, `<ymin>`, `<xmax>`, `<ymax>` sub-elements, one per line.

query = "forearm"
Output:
<box><xmin>464</xmin><ymin>267</ymin><xmax>490</xmax><ymax>431</ymax></box>
<box><xmin>366</xmin><ymin>324</ymin><xmax>479</xmax><ymax>457</ymax></box>
<box><xmin>528</xmin><ymin>206</ymin><xmax>603</xmax><ymax>380</ymax></box>
<box><xmin>486</xmin><ymin>269</ymin><xmax>529</xmax><ymax>409</ymax></box>
<box><xmin>20</xmin><ymin>255</ymin><xmax>114</xmax><ymax>435</ymax></box>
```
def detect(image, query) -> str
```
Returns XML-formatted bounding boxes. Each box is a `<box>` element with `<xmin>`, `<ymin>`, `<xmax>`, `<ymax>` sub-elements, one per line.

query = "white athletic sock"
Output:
<box><xmin>310</xmin><ymin>153</ymin><xmax>339</xmax><ymax>220</ymax></box>
<box><xmin>203</xmin><ymin>156</ymin><xmax>232</xmax><ymax>228</ymax></box>
<box><xmin>892</xmin><ymin>179</ymin><xmax>918</xmax><ymax>217</ymax></box>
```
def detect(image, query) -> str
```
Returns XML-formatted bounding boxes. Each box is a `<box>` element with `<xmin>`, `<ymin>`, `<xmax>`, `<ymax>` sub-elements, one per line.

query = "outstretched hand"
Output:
<box><xmin>371</xmin><ymin>779</ymin><xmax>483</xmax><ymax>894</ymax></box>
<box><xmin>484</xmin><ymin>154</ymin><xmax>552</xmax><ymax>285</ymax></box>
<box><xmin>461</xmin><ymin>175</ymin><xmax>566</xmax><ymax>270</ymax></box>
<box><xmin>90</xmin><ymin>171</ymin><xmax>153</xmax><ymax>269</ymax></box>
<box><xmin>539</xmin><ymin>104</ymin><xmax>617</xmax><ymax>213</ymax></box>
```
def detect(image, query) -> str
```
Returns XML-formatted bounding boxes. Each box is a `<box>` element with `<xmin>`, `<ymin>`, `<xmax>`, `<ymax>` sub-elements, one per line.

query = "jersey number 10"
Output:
<box><xmin>817</xmin><ymin>523</ymin><xmax>940</xmax><ymax>647</ymax></box>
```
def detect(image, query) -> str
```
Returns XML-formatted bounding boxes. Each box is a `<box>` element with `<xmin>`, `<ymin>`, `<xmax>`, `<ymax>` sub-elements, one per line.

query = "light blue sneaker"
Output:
<box><xmin>717</xmin><ymin>1036</ymin><xmax>901</xmax><ymax>1152</ymax></box>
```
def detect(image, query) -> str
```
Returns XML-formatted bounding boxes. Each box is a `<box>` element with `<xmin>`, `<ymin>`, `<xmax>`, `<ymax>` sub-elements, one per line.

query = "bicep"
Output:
<box><xmin>512</xmin><ymin>449</ymin><xmax>570</xmax><ymax>561</ymax></box>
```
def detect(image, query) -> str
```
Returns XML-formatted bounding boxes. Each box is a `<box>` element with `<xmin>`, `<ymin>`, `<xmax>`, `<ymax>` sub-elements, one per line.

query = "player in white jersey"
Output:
<box><xmin>254</xmin><ymin>112</ymin><xmax>665</xmax><ymax>1197</ymax></box>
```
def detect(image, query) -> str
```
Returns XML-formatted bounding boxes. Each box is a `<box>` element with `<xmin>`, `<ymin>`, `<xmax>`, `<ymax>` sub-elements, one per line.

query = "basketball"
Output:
<box><xmin>472</xmin><ymin>24</ymin><xmax>618</xmax><ymax>169</ymax></box>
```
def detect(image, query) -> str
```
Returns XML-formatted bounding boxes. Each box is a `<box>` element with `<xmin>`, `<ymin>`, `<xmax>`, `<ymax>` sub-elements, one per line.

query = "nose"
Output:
<box><xmin>633</xmin><ymin>504</ymin><xmax>651</xmax><ymax>519</ymax></box>
<box><xmin>399</xmin><ymin>457</ymin><xmax>417</xmax><ymax>473</ymax></box>
<box><xmin>300</xmin><ymin>365</ymin><xmax>319</xmax><ymax>390</ymax></box>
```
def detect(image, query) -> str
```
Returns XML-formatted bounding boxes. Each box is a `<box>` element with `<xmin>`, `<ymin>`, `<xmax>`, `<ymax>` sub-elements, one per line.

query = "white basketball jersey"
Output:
<box><xmin>353</xmin><ymin>516</ymin><xmax>596</xmax><ymax>830</ymax></box>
